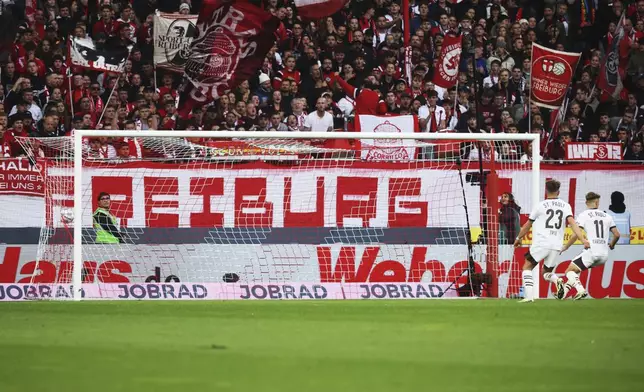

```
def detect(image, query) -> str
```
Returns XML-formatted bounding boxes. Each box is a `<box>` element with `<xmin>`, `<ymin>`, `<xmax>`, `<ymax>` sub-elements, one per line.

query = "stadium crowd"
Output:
<box><xmin>0</xmin><ymin>0</ymin><xmax>643</xmax><ymax>161</ymax></box>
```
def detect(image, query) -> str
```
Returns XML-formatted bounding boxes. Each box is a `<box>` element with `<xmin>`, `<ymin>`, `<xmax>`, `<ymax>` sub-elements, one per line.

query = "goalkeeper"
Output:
<box><xmin>93</xmin><ymin>192</ymin><xmax>123</xmax><ymax>244</ymax></box>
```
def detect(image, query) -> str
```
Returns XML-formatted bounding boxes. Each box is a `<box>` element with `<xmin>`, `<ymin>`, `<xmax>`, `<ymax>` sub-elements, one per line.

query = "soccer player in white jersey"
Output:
<box><xmin>513</xmin><ymin>179</ymin><xmax>589</xmax><ymax>302</ymax></box>
<box><xmin>559</xmin><ymin>192</ymin><xmax>621</xmax><ymax>300</ymax></box>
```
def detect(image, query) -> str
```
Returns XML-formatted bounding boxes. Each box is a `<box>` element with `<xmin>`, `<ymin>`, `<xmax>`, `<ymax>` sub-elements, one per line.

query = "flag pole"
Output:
<box><xmin>543</xmin><ymin>96</ymin><xmax>568</xmax><ymax>157</ymax></box>
<box><xmin>581</xmin><ymin>84</ymin><xmax>595</xmax><ymax>119</ymax></box>
<box><xmin>68</xmin><ymin>69</ymin><xmax>74</xmax><ymax>116</ymax></box>
<box><xmin>471</xmin><ymin>51</ymin><xmax>479</xmax><ymax>105</ymax></box>
<box><xmin>544</xmin><ymin>51</ymin><xmax>583</xmax><ymax>156</ymax></box>
<box><xmin>454</xmin><ymin>78</ymin><xmax>459</xmax><ymax>128</ymax></box>
<box><xmin>96</xmin><ymin>74</ymin><xmax>121</xmax><ymax>126</ymax></box>
<box><xmin>403</xmin><ymin>0</ymin><xmax>411</xmax><ymax>84</ymax></box>
<box><xmin>403</xmin><ymin>0</ymin><xmax>410</xmax><ymax>48</ymax></box>
<box><xmin>66</xmin><ymin>36</ymin><xmax>75</xmax><ymax>116</ymax></box>
<box><xmin>154</xmin><ymin>65</ymin><xmax>159</xmax><ymax>93</ymax></box>
<box><xmin>528</xmin><ymin>43</ymin><xmax>534</xmax><ymax>136</ymax></box>
<box><xmin>96</xmin><ymin>49</ymin><xmax>132</xmax><ymax>127</ymax></box>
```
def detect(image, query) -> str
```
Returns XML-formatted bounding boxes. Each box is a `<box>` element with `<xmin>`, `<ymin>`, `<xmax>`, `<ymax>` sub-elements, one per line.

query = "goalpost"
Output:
<box><xmin>20</xmin><ymin>130</ymin><xmax>540</xmax><ymax>301</ymax></box>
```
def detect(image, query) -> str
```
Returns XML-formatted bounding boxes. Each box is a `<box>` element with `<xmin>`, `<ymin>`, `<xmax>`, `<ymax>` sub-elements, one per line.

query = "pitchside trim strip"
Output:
<box><xmin>0</xmin><ymin>282</ymin><xmax>459</xmax><ymax>301</ymax></box>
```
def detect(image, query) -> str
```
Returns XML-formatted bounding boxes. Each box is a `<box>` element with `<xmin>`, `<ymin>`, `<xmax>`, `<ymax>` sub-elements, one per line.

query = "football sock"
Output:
<box><xmin>522</xmin><ymin>270</ymin><xmax>534</xmax><ymax>300</ymax></box>
<box><xmin>566</xmin><ymin>270</ymin><xmax>585</xmax><ymax>292</ymax></box>
<box><xmin>564</xmin><ymin>279</ymin><xmax>574</xmax><ymax>297</ymax></box>
<box><xmin>543</xmin><ymin>272</ymin><xmax>559</xmax><ymax>284</ymax></box>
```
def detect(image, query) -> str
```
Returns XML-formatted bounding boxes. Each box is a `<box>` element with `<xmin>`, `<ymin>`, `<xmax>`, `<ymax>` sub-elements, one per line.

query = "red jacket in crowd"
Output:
<box><xmin>335</xmin><ymin>76</ymin><xmax>387</xmax><ymax>116</ymax></box>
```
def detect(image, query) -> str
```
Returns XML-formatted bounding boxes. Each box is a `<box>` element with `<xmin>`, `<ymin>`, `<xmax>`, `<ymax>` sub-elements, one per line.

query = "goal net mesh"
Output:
<box><xmin>17</xmin><ymin>133</ymin><xmax>531</xmax><ymax>300</ymax></box>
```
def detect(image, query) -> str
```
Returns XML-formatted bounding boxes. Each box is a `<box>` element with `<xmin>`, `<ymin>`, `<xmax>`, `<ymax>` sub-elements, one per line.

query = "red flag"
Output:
<box><xmin>433</xmin><ymin>35</ymin><xmax>462</xmax><ymax>89</ymax></box>
<box><xmin>178</xmin><ymin>0</ymin><xmax>279</xmax><ymax>118</ymax></box>
<box><xmin>597</xmin><ymin>13</ymin><xmax>625</xmax><ymax>99</ymax></box>
<box><xmin>294</xmin><ymin>0</ymin><xmax>347</xmax><ymax>20</ymax></box>
<box><xmin>530</xmin><ymin>43</ymin><xmax>581</xmax><ymax>109</ymax></box>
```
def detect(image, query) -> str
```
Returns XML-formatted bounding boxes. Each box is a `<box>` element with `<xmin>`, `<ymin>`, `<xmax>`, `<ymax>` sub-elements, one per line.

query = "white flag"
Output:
<box><xmin>153</xmin><ymin>13</ymin><xmax>198</xmax><ymax>73</ymax></box>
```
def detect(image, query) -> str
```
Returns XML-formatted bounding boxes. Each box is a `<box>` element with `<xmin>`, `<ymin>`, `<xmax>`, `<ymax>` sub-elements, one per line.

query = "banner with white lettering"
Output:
<box><xmin>530</xmin><ymin>44</ymin><xmax>581</xmax><ymax>109</ymax></box>
<box><xmin>433</xmin><ymin>34</ymin><xmax>462</xmax><ymax>88</ymax></box>
<box><xmin>356</xmin><ymin>115</ymin><xmax>419</xmax><ymax>161</ymax></box>
<box><xmin>153</xmin><ymin>13</ymin><xmax>198</xmax><ymax>72</ymax></box>
<box><xmin>565</xmin><ymin>142</ymin><xmax>623</xmax><ymax>161</ymax></box>
<box><xmin>0</xmin><ymin>163</ymin><xmax>643</xmax><ymax>231</ymax></box>
<box><xmin>0</xmin><ymin>158</ymin><xmax>44</xmax><ymax>196</ymax></box>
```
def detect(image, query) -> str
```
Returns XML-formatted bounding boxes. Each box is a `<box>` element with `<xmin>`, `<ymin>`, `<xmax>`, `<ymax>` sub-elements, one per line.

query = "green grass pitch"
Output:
<box><xmin>0</xmin><ymin>300</ymin><xmax>642</xmax><ymax>392</ymax></box>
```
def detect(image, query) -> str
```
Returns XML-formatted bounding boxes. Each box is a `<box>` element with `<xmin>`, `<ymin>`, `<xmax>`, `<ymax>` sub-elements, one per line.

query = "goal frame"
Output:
<box><xmin>72</xmin><ymin>130</ymin><xmax>541</xmax><ymax>301</ymax></box>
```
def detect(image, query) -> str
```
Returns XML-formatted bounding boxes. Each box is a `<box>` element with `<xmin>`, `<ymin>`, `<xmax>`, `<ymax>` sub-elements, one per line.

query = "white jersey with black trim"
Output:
<box><xmin>529</xmin><ymin>198</ymin><xmax>573</xmax><ymax>251</ymax></box>
<box><xmin>576</xmin><ymin>209</ymin><xmax>616</xmax><ymax>257</ymax></box>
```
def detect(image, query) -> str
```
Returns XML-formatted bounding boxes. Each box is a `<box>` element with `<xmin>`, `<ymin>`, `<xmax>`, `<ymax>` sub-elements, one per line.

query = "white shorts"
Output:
<box><xmin>572</xmin><ymin>249</ymin><xmax>608</xmax><ymax>270</ymax></box>
<box><xmin>528</xmin><ymin>245</ymin><xmax>560</xmax><ymax>268</ymax></box>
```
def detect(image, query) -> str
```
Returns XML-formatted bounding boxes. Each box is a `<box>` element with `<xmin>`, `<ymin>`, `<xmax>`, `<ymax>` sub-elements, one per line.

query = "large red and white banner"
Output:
<box><xmin>433</xmin><ymin>34</ymin><xmax>462</xmax><ymax>89</ymax></box>
<box><xmin>565</xmin><ymin>142</ymin><xmax>623</xmax><ymax>161</ymax></box>
<box><xmin>530</xmin><ymin>43</ymin><xmax>581</xmax><ymax>109</ymax></box>
<box><xmin>178</xmin><ymin>0</ymin><xmax>279</xmax><ymax>117</ymax></box>
<box><xmin>356</xmin><ymin>115</ymin><xmax>419</xmax><ymax>161</ymax></box>
<box><xmin>0</xmin><ymin>244</ymin><xmax>642</xmax><ymax>299</ymax></box>
<box><xmin>0</xmin><ymin>244</ymin><xmax>482</xmax><ymax>285</ymax></box>
<box><xmin>1</xmin><ymin>163</ymin><xmax>643</xmax><ymax>235</ymax></box>
<box><xmin>49</xmin><ymin>164</ymin><xmax>482</xmax><ymax>228</ymax></box>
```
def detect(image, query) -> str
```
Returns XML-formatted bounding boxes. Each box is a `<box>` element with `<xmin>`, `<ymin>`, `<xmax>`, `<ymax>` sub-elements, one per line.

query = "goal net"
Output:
<box><xmin>16</xmin><ymin>129</ymin><xmax>538</xmax><ymax>301</ymax></box>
